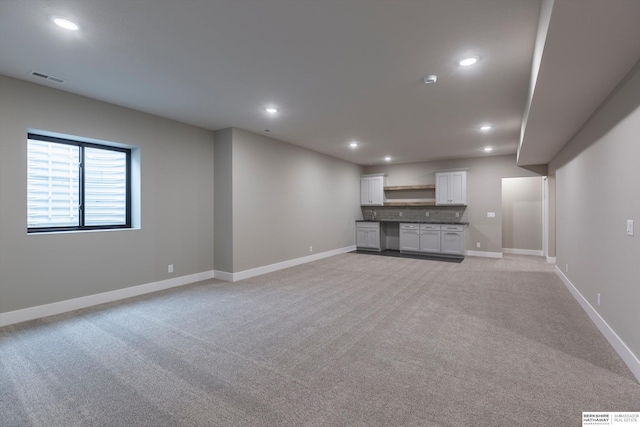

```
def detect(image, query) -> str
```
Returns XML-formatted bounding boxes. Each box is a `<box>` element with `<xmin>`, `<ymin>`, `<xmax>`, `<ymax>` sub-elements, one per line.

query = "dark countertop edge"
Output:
<box><xmin>357</xmin><ymin>220</ymin><xmax>469</xmax><ymax>225</ymax></box>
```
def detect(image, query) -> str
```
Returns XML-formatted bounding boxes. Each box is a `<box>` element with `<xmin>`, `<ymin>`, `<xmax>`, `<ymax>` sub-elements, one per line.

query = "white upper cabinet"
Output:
<box><xmin>360</xmin><ymin>174</ymin><xmax>386</xmax><ymax>206</ymax></box>
<box><xmin>435</xmin><ymin>171</ymin><xmax>467</xmax><ymax>206</ymax></box>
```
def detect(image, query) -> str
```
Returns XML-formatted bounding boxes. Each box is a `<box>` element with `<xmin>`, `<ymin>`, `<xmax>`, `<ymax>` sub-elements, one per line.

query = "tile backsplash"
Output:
<box><xmin>361</xmin><ymin>206</ymin><xmax>468</xmax><ymax>223</ymax></box>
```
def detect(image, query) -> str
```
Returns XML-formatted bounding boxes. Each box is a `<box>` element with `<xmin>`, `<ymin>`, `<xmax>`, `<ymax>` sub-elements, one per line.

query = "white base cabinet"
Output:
<box><xmin>400</xmin><ymin>223</ymin><xmax>464</xmax><ymax>256</ymax></box>
<box><xmin>356</xmin><ymin>222</ymin><xmax>385</xmax><ymax>251</ymax></box>
<box><xmin>419</xmin><ymin>226</ymin><xmax>442</xmax><ymax>253</ymax></box>
<box><xmin>440</xmin><ymin>225</ymin><xmax>465</xmax><ymax>255</ymax></box>
<box><xmin>399</xmin><ymin>224</ymin><xmax>421</xmax><ymax>252</ymax></box>
<box><xmin>400</xmin><ymin>224</ymin><xmax>442</xmax><ymax>254</ymax></box>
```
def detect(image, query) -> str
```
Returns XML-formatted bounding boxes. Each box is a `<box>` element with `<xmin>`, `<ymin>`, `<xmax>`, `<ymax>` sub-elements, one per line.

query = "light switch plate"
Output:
<box><xmin>627</xmin><ymin>220</ymin><xmax>634</xmax><ymax>236</ymax></box>
<box><xmin>487</xmin><ymin>212</ymin><xmax>496</xmax><ymax>218</ymax></box>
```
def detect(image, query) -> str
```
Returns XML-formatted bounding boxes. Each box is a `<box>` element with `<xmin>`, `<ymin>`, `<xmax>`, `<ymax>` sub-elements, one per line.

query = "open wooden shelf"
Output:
<box><xmin>384</xmin><ymin>184</ymin><xmax>435</xmax><ymax>191</ymax></box>
<box><xmin>384</xmin><ymin>201</ymin><xmax>436</xmax><ymax>207</ymax></box>
<box><xmin>383</xmin><ymin>184</ymin><xmax>436</xmax><ymax>206</ymax></box>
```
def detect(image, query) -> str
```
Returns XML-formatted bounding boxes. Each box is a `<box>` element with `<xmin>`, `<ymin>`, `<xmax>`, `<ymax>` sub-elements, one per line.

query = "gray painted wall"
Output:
<box><xmin>213</xmin><ymin>128</ymin><xmax>233</xmax><ymax>273</ymax></box>
<box><xmin>365</xmin><ymin>155</ymin><xmax>542</xmax><ymax>254</ymax></box>
<box><xmin>549</xmin><ymin>60</ymin><xmax>640</xmax><ymax>362</ymax></box>
<box><xmin>0</xmin><ymin>76</ymin><xmax>214</xmax><ymax>314</ymax></box>
<box><xmin>216</xmin><ymin>128</ymin><xmax>363</xmax><ymax>273</ymax></box>
<box><xmin>502</xmin><ymin>176</ymin><xmax>543</xmax><ymax>251</ymax></box>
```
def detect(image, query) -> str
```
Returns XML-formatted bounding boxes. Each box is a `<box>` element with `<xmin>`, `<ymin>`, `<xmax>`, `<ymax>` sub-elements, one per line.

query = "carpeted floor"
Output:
<box><xmin>1</xmin><ymin>254</ymin><xmax>638</xmax><ymax>426</ymax></box>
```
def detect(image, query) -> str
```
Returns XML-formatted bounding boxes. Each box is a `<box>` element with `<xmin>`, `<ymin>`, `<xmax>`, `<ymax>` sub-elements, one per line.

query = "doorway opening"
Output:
<box><xmin>501</xmin><ymin>176</ymin><xmax>544</xmax><ymax>256</ymax></box>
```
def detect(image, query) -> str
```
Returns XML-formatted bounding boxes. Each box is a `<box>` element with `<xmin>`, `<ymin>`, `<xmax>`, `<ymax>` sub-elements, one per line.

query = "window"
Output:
<box><xmin>27</xmin><ymin>133</ymin><xmax>131</xmax><ymax>232</ymax></box>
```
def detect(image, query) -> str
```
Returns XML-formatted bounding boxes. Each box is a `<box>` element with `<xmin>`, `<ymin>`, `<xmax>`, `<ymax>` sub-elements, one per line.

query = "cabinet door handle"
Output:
<box><xmin>445</xmin><ymin>232</ymin><xmax>459</xmax><ymax>235</ymax></box>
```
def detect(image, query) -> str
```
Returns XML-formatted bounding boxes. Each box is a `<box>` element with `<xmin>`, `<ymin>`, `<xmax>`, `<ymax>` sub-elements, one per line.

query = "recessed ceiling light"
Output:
<box><xmin>480</xmin><ymin>125</ymin><xmax>492</xmax><ymax>131</ymax></box>
<box><xmin>484</xmin><ymin>147</ymin><xmax>493</xmax><ymax>152</ymax></box>
<box><xmin>458</xmin><ymin>56</ymin><xmax>478</xmax><ymax>67</ymax></box>
<box><xmin>53</xmin><ymin>17</ymin><xmax>79</xmax><ymax>31</ymax></box>
<box><xmin>265</xmin><ymin>107</ymin><xmax>278</xmax><ymax>114</ymax></box>
<box><xmin>384</xmin><ymin>156</ymin><xmax>392</xmax><ymax>161</ymax></box>
<box><xmin>349</xmin><ymin>142</ymin><xmax>358</xmax><ymax>148</ymax></box>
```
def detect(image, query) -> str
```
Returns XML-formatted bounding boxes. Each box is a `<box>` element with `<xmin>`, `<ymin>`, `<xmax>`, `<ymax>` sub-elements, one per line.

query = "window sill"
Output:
<box><xmin>27</xmin><ymin>227</ymin><xmax>140</xmax><ymax>236</ymax></box>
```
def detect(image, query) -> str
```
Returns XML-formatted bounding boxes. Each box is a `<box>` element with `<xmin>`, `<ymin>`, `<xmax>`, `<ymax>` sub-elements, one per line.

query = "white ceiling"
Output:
<box><xmin>0</xmin><ymin>0</ymin><xmax>639</xmax><ymax>166</ymax></box>
<box><xmin>518</xmin><ymin>0</ymin><xmax>640</xmax><ymax>166</ymax></box>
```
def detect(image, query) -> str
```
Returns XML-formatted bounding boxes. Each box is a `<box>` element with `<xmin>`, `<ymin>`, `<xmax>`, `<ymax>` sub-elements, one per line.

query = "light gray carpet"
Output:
<box><xmin>1</xmin><ymin>254</ymin><xmax>638</xmax><ymax>426</ymax></box>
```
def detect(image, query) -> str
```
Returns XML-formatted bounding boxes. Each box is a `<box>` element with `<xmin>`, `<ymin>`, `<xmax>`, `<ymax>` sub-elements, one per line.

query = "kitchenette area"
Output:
<box><xmin>356</xmin><ymin>171</ymin><xmax>468</xmax><ymax>258</ymax></box>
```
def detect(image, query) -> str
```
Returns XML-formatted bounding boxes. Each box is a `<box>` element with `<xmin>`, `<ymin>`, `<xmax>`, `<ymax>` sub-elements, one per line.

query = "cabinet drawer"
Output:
<box><xmin>420</xmin><ymin>224</ymin><xmax>441</xmax><ymax>231</ymax></box>
<box><xmin>400</xmin><ymin>223</ymin><xmax>419</xmax><ymax>230</ymax></box>
<box><xmin>441</xmin><ymin>225</ymin><xmax>463</xmax><ymax>232</ymax></box>
<box><xmin>356</xmin><ymin>222</ymin><xmax>380</xmax><ymax>229</ymax></box>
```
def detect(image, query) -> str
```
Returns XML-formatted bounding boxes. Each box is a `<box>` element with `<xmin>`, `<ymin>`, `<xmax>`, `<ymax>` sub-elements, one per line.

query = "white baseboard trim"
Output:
<box><xmin>503</xmin><ymin>248</ymin><xmax>544</xmax><ymax>256</ymax></box>
<box><xmin>555</xmin><ymin>266</ymin><xmax>640</xmax><ymax>382</ymax></box>
<box><xmin>215</xmin><ymin>245</ymin><xmax>358</xmax><ymax>282</ymax></box>
<box><xmin>465</xmin><ymin>250</ymin><xmax>503</xmax><ymax>259</ymax></box>
<box><xmin>546</xmin><ymin>256</ymin><xmax>556</xmax><ymax>264</ymax></box>
<box><xmin>213</xmin><ymin>270</ymin><xmax>234</xmax><ymax>281</ymax></box>
<box><xmin>0</xmin><ymin>270</ymin><xmax>216</xmax><ymax>328</ymax></box>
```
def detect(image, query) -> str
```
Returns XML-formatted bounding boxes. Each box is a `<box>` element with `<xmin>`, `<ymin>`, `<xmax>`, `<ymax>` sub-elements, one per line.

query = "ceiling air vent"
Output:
<box><xmin>30</xmin><ymin>71</ymin><xmax>66</xmax><ymax>84</ymax></box>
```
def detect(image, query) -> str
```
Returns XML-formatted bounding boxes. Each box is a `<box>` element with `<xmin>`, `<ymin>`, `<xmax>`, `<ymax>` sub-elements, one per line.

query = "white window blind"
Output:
<box><xmin>27</xmin><ymin>134</ymin><xmax>130</xmax><ymax>231</ymax></box>
<box><xmin>84</xmin><ymin>147</ymin><xmax>127</xmax><ymax>226</ymax></box>
<box><xmin>27</xmin><ymin>140</ymin><xmax>80</xmax><ymax>228</ymax></box>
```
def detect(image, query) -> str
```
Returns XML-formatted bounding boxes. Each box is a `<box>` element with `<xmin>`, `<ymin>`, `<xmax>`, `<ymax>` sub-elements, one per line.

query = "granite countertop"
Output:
<box><xmin>357</xmin><ymin>220</ymin><xmax>469</xmax><ymax>225</ymax></box>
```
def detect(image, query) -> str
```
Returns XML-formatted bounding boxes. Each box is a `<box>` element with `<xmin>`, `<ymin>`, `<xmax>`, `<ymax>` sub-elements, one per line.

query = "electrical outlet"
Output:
<box><xmin>597</xmin><ymin>293</ymin><xmax>601</xmax><ymax>306</ymax></box>
<box><xmin>487</xmin><ymin>212</ymin><xmax>496</xmax><ymax>218</ymax></box>
<box><xmin>425</xmin><ymin>212</ymin><xmax>430</xmax><ymax>217</ymax></box>
<box><xmin>565</xmin><ymin>264</ymin><xmax>569</xmax><ymax>273</ymax></box>
<box><xmin>476</xmin><ymin>242</ymin><xmax>481</xmax><ymax>248</ymax></box>
<box><xmin>309</xmin><ymin>246</ymin><xmax>313</xmax><ymax>252</ymax></box>
<box><xmin>455</xmin><ymin>212</ymin><xmax>460</xmax><ymax>218</ymax></box>
<box><xmin>168</xmin><ymin>264</ymin><xmax>173</xmax><ymax>273</ymax></box>
<box><xmin>627</xmin><ymin>220</ymin><xmax>634</xmax><ymax>236</ymax></box>
<box><xmin>399</xmin><ymin>212</ymin><xmax>403</xmax><ymax>217</ymax></box>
